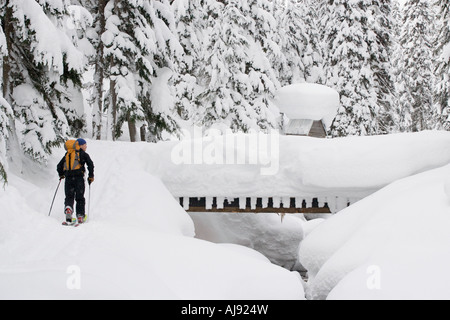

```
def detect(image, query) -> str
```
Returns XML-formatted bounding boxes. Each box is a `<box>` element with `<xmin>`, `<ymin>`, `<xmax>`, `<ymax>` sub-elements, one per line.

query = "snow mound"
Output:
<box><xmin>274</xmin><ymin>83</ymin><xmax>339</xmax><ymax>129</ymax></box>
<box><xmin>444</xmin><ymin>174</ymin><xmax>450</xmax><ymax>200</ymax></box>
<box><xmin>190</xmin><ymin>212</ymin><xmax>304</xmax><ymax>270</ymax></box>
<box><xmin>143</xmin><ymin>130</ymin><xmax>450</xmax><ymax>202</ymax></box>
<box><xmin>299</xmin><ymin>164</ymin><xmax>450</xmax><ymax>300</ymax></box>
<box><xmin>0</xmin><ymin>139</ymin><xmax>303</xmax><ymax>299</ymax></box>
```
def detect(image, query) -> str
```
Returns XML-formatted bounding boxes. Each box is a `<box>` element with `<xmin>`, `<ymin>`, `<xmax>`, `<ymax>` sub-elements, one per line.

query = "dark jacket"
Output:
<box><xmin>57</xmin><ymin>149</ymin><xmax>94</xmax><ymax>178</ymax></box>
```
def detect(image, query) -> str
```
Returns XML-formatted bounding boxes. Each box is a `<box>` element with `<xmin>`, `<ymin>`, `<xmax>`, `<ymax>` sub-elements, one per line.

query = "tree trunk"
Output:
<box><xmin>140</xmin><ymin>124</ymin><xmax>147</xmax><ymax>142</ymax></box>
<box><xmin>110</xmin><ymin>76</ymin><xmax>117</xmax><ymax>141</ymax></box>
<box><xmin>127</xmin><ymin>112</ymin><xmax>137</xmax><ymax>142</ymax></box>
<box><xmin>2</xmin><ymin>2</ymin><xmax>13</xmax><ymax>104</ymax></box>
<box><xmin>92</xmin><ymin>0</ymin><xmax>107</xmax><ymax>140</ymax></box>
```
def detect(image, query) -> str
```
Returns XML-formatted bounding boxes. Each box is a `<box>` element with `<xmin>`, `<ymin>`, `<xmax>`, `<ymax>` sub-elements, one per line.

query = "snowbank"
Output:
<box><xmin>189</xmin><ymin>212</ymin><xmax>305</xmax><ymax>271</ymax></box>
<box><xmin>273</xmin><ymin>83</ymin><xmax>339</xmax><ymax>129</ymax></box>
<box><xmin>141</xmin><ymin>130</ymin><xmax>450</xmax><ymax>203</ymax></box>
<box><xmin>0</xmin><ymin>139</ymin><xmax>303</xmax><ymax>299</ymax></box>
<box><xmin>299</xmin><ymin>164</ymin><xmax>450</xmax><ymax>300</ymax></box>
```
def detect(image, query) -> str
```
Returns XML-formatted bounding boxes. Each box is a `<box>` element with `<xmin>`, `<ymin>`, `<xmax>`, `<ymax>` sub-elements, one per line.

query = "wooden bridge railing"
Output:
<box><xmin>177</xmin><ymin>196</ymin><xmax>358</xmax><ymax>214</ymax></box>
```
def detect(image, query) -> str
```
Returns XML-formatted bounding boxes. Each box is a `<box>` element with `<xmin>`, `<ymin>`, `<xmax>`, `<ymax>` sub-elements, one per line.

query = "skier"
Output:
<box><xmin>57</xmin><ymin>138</ymin><xmax>94</xmax><ymax>224</ymax></box>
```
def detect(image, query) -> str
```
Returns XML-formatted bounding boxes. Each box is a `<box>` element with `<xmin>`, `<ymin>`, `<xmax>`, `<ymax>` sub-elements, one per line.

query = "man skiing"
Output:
<box><xmin>57</xmin><ymin>138</ymin><xmax>94</xmax><ymax>225</ymax></box>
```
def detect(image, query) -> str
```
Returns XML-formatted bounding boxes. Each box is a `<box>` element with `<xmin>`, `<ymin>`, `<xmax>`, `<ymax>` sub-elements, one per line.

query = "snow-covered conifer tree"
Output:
<box><xmin>273</xmin><ymin>0</ymin><xmax>306</xmax><ymax>85</ymax></box>
<box><xmin>397</xmin><ymin>0</ymin><xmax>436</xmax><ymax>132</ymax></box>
<box><xmin>0</xmin><ymin>24</ymin><xmax>12</xmax><ymax>184</ymax></box>
<box><xmin>197</xmin><ymin>0</ymin><xmax>280</xmax><ymax>132</ymax></box>
<box><xmin>1</xmin><ymin>0</ymin><xmax>85</xmax><ymax>165</ymax></box>
<box><xmin>101</xmin><ymin>0</ymin><xmax>144</xmax><ymax>141</ymax></box>
<box><xmin>390</xmin><ymin>0</ymin><xmax>404</xmax><ymax>132</ymax></box>
<box><xmin>100</xmin><ymin>0</ymin><xmax>182</xmax><ymax>142</ymax></box>
<box><xmin>433</xmin><ymin>0</ymin><xmax>450</xmax><ymax>130</ymax></box>
<box><xmin>370</xmin><ymin>0</ymin><xmax>396</xmax><ymax>133</ymax></box>
<box><xmin>321</xmin><ymin>0</ymin><xmax>380</xmax><ymax>137</ymax></box>
<box><xmin>0</xmin><ymin>96</ymin><xmax>12</xmax><ymax>185</ymax></box>
<box><xmin>82</xmin><ymin>0</ymin><xmax>107</xmax><ymax>140</ymax></box>
<box><xmin>275</xmin><ymin>0</ymin><xmax>324</xmax><ymax>85</ymax></box>
<box><xmin>143</xmin><ymin>0</ymin><xmax>184</xmax><ymax>142</ymax></box>
<box><xmin>240</xmin><ymin>0</ymin><xmax>280</xmax><ymax>130</ymax></box>
<box><xmin>196</xmin><ymin>0</ymin><xmax>249</xmax><ymax>131</ymax></box>
<box><xmin>172</xmin><ymin>0</ymin><xmax>207</xmax><ymax>123</ymax></box>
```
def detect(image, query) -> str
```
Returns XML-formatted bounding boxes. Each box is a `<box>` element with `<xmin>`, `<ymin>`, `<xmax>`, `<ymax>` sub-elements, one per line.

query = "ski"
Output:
<box><xmin>62</xmin><ymin>221</ymin><xmax>86</xmax><ymax>227</ymax></box>
<box><xmin>62</xmin><ymin>217</ymin><xmax>87</xmax><ymax>227</ymax></box>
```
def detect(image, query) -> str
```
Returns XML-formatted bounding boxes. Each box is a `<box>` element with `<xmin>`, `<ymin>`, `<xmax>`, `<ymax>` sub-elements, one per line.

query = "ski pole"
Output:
<box><xmin>48</xmin><ymin>179</ymin><xmax>62</xmax><ymax>217</ymax></box>
<box><xmin>87</xmin><ymin>183</ymin><xmax>91</xmax><ymax>222</ymax></box>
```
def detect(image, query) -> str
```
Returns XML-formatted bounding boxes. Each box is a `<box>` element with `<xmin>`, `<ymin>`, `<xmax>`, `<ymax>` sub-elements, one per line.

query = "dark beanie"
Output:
<box><xmin>77</xmin><ymin>138</ymin><xmax>87</xmax><ymax>146</ymax></box>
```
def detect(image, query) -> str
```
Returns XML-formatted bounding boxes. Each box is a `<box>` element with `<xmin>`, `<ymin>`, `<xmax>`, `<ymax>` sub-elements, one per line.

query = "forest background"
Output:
<box><xmin>0</xmin><ymin>0</ymin><xmax>449</xmax><ymax>184</ymax></box>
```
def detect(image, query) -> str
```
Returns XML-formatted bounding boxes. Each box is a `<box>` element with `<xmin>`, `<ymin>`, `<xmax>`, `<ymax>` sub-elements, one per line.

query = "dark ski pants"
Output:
<box><xmin>64</xmin><ymin>175</ymin><xmax>86</xmax><ymax>217</ymax></box>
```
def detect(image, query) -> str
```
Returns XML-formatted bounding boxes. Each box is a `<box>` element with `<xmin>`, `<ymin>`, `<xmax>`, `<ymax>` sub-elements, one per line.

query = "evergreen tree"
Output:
<box><xmin>0</xmin><ymin>25</ymin><xmax>12</xmax><ymax>183</ymax></box>
<box><xmin>0</xmin><ymin>24</ymin><xmax>12</xmax><ymax>184</ymax></box>
<box><xmin>274</xmin><ymin>0</ymin><xmax>307</xmax><ymax>85</ymax></box>
<box><xmin>390</xmin><ymin>0</ymin><xmax>404</xmax><ymax>132</ymax></box>
<box><xmin>196</xmin><ymin>0</ymin><xmax>249</xmax><ymax>131</ymax></box>
<box><xmin>240</xmin><ymin>0</ymin><xmax>281</xmax><ymax>130</ymax></box>
<box><xmin>398</xmin><ymin>0</ymin><xmax>436</xmax><ymax>132</ymax></box>
<box><xmin>280</xmin><ymin>0</ymin><xmax>324</xmax><ymax>84</ymax></box>
<box><xmin>1</xmin><ymin>0</ymin><xmax>85</xmax><ymax>165</ymax></box>
<box><xmin>99</xmin><ymin>0</ymin><xmax>182</xmax><ymax>142</ymax></box>
<box><xmin>321</xmin><ymin>0</ymin><xmax>380</xmax><ymax>137</ymax></box>
<box><xmin>172</xmin><ymin>0</ymin><xmax>207</xmax><ymax>124</ymax></box>
<box><xmin>433</xmin><ymin>0</ymin><xmax>450</xmax><ymax>130</ymax></box>
<box><xmin>83</xmin><ymin>0</ymin><xmax>107</xmax><ymax>140</ymax></box>
<box><xmin>0</xmin><ymin>96</ymin><xmax>12</xmax><ymax>185</ymax></box>
<box><xmin>370</xmin><ymin>0</ymin><xmax>396</xmax><ymax>133</ymax></box>
<box><xmin>143</xmin><ymin>0</ymin><xmax>184</xmax><ymax>142</ymax></box>
<box><xmin>197</xmin><ymin>0</ymin><xmax>280</xmax><ymax>132</ymax></box>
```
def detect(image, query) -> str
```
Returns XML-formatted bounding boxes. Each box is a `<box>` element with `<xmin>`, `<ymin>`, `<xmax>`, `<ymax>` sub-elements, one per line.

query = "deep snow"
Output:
<box><xmin>0</xmin><ymin>139</ymin><xmax>303</xmax><ymax>300</ymax></box>
<box><xmin>299</xmin><ymin>164</ymin><xmax>450</xmax><ymax>300</ymax></box>
<box><xmin>2</xmin><ymin>130</ymin><xmax>450</xmax><ymax>300</ymax></box>
<box><xmin>143</xmin><ymin>130</ymin><xmax>450</xmax><ymax>214</ymax></box>
<box><xmin>274</xmin><ymin>83</ymin><xmax>339</xmax><ymax>130</ymax></box>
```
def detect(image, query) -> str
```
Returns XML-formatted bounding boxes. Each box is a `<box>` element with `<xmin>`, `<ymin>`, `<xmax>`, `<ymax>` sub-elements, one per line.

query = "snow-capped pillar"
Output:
<box><xmin>281</xmin><ymin>197</ymin><xmax>291</xmax><ymax>208</ymax></box>
<box><xmin>250</xmin><ymin>197</ymin><xmax>257</xmax><ymax>210</ymax></box>
<box><xmin>295</xmin><ymin>197</ymin><xmax>303</xmax><ymax>209</ymax></box>
<box><xmin>206</xmin><ymin>197</ymin><xmax>213</xmax><ymax>210</ymax></box>
<box><xmin>216</xmin><ymin>197</ymin><xmax>225</xmax><ymax>210</ymax></box>
<box><xmin>318</xmin><ymin>196</ymin><xmax>325</xmax><ymax>208</ymax></box>
<box><xmin>262</xmin><ymin>197</ymin><xmax>269</xmax><ymax>209</ymax></box>
<box><xmin>239</xmin><ymin>197</ymin><xmax>247</xmax><ymax>210</ymax></box>
<box><xmin>183</xmin><ymin>197</ymin><xmax>190</xmax><ymax>211</ymax></box>
<box><xmin>273</xmin><ymin>196</ymin><xmax>281</xmax><ymax>208</ymax></box>
<box><xmin>327</xmin><ymin>196</ymin><xmax>336</xmax><ymax>213</ymax></box>
<box><xmin>305</xmin><ymin>197</ymin><xmax>313</xmax><ymax>208</ymax></box>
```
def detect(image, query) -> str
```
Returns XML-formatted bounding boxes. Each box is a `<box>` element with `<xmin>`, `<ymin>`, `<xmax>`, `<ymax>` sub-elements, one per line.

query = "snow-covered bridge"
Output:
<box><xmin>140</xmin><ymin>130</ymin><xmax>450</xmax><ymax>215</ymax></box>
<box><xmin>154</xmin><ymin>84</ymin><xmax>450</xmax><ymax>215</ymax></box>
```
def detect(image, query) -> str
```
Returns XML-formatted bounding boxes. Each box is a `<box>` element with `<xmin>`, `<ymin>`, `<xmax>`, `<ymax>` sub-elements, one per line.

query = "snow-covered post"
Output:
<box><xmin>274</xmin><ymin>83</ymin><xmax>339</xmax><ymax>137</ymax></box>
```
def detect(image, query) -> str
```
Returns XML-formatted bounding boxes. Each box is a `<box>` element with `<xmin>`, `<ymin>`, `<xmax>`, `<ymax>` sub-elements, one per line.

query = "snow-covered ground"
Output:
<box><xmin>1</xmin><ymin>130</ymin><xmax>450</xmax><ymax>299</ymax></box>
<box><xmin>189</xmin><ymin>211</ymin><xmax>308</xmax><ymax>272</ymax></box>
<box><xmin>299</xmin><ymin>163</ymin><xmax>450</xmax><ymax>300</ymax></box>
<box><xmin>0</xmin><ymin>139</ymin><xmax>303</xmax><ymax>300</ymax></box>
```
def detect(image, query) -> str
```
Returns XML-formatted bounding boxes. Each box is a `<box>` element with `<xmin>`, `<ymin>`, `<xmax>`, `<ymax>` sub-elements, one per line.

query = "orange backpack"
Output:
<box><xmin>63</xmin><ymin>140</ymin><xmax>82</xmax><ymax>171</ymax></box>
